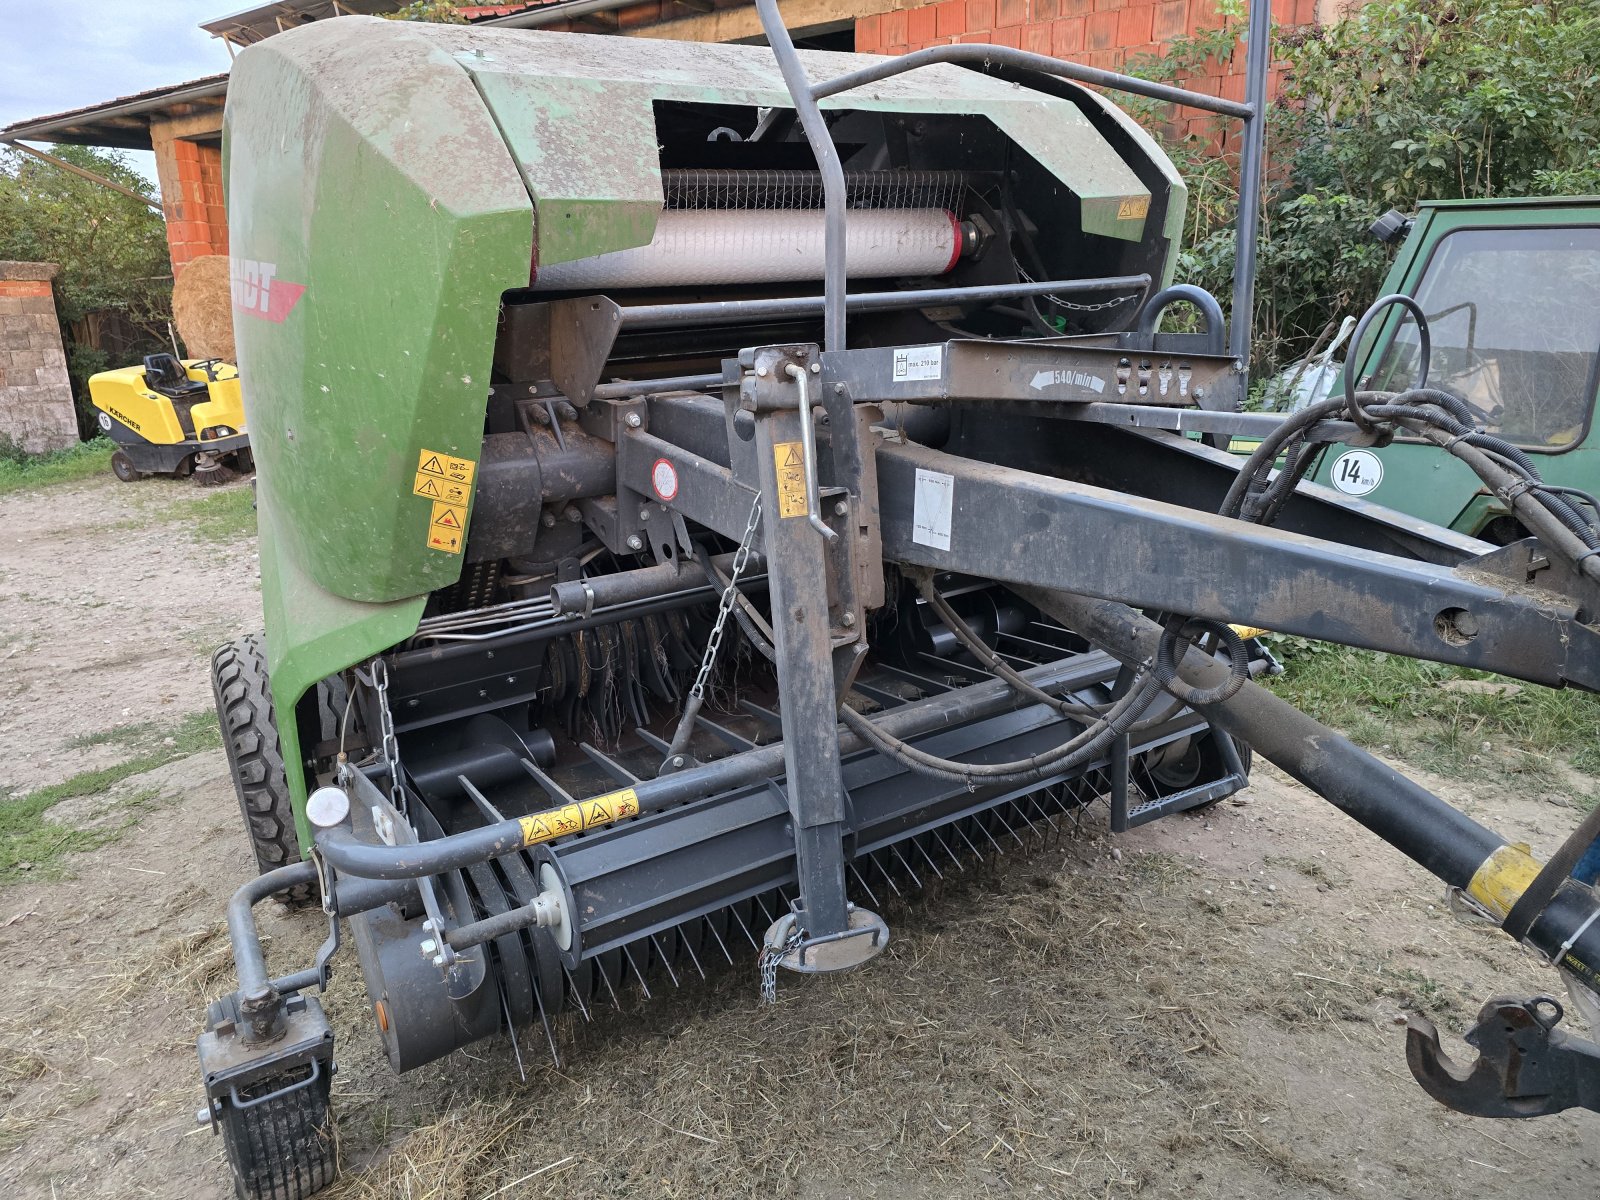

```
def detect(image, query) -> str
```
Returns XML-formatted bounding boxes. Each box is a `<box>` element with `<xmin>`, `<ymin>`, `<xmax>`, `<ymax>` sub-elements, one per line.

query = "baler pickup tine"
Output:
<box><xmin>562</xmin><ymin>965</ymin><xmax>593</xmax><ymax>1023</ymax></box>
<box><xmin>930</xmin><ymin>828</ymin><xmax>965</xmax><ymax>872</ymax></box>
<box><xmin>633</xmin><ymin>727</ymin><xmax>674</xmax><ymax>756</ymax></box>
<box><xmin>622</xmin><ymin>943</ymin><xmax>652</xmax><ymax>1000</ymax></box>
<box><xmin>728</xmin><ymin>905</ymin><xmax>760</xmax><ymax>951</ymax></box>
<box><xmin>849</xmin><ymin>680</ymin><xmax>912</xmax><ymax>710</ymax></box>
<box><xmin>735</xmin><ymin>699</ymin><xmax>782</xmax><ymax>729</ymax></box>
<box><xmin>650</xmin><ymin>935</ymin><xmax>680</xmax><ymax>988</ymax></box>
<box><xmin>580</xmin><ymin>743</ymin><xmax>641</xmax><ymax>785</ymax></box>
<box><xmin>706</xmin><ymin>918</ymin><xmax>735</xmax><ymax>965</ymax></box>
<box><xmin>529</xmin><ymin>964</ymin><xmax>562</xmax><ymax>1069</ymax></box>
<box><xmin>890</xmin><ymin>843</ymin><xmax>923</xmax><ymax>890</ymax></box>
<box><xmin>1011</xmin><ymin>798</ymin><xmax>1043</xmax><ymax>841</ymax></box>
<box><xmin>693</xmin><ymin>713</ymin><xmax>757</xmax><ymax>752</ymax></box>
<box><xmin>912</xmin><ymin>837</ymin><xmax>944</xmax><ymax>880</ymax></box>
<box><xmin>679</xmin><ymin>923</ymin><xmax>707</xmax><ymax>980</ymax></box>
<box><xmin>598</xmin><ymin>956</ymin><xmax>623</xmax><ymax>1011</ymax></box>
<box><xmin>874</xmin><ymin>852</ymin><xmax>904</xmax><ymax>898</ymax></box>
<box><xmin>848</xmin><ymin>862</ymin><xmax>882</xmax><ymax>908</ymax></box>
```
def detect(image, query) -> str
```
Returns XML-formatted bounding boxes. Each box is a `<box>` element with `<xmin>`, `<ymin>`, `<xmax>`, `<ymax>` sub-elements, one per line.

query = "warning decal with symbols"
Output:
<box><xmin>416</xmin><ymin>448</ymin><xmax>477</xmax><ymax>553</ymax></box>
<box><xmin>425</xmin><ymin>500</ymin><xmax>468</xmax><ymax>554</ymax></box>
<box><xmin>773</xmin><ymin>440</ymin><xmax>808</xmax><ymax>519</ymax></box>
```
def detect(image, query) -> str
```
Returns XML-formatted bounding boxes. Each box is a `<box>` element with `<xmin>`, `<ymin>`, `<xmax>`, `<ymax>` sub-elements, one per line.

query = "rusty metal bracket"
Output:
<box><xmin>1406</xmin><ymin>995</ymin><xmax>1600</xmax><ymax>1118</ymax></box>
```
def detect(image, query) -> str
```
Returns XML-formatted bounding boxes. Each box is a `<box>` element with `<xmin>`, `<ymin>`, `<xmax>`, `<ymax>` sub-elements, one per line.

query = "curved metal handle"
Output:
<box><xmin>1136</xmin><ymin>284</ymin><xmax>1227</xmax><ymax>355</ymax></box>
<box><xmin>786</xmin><ymin>363</ymin><xmax>839</xmax><ymax>543</ymax></box>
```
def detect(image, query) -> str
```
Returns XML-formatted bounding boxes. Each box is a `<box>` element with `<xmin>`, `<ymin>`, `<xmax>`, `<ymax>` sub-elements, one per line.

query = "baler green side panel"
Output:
<box><xmin>224</xmin><ymin>19</ymin><xmax>534</xmax><ymax>824</ymax></box>
<box><xmin>454</xmin><ymin>30</ymin><xmax>1161</xmax><ymax>256</ymax></box>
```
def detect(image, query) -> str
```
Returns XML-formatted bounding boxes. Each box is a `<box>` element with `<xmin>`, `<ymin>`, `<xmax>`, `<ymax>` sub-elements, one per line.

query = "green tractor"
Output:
<box><xmin>1307</xmin><ymin>197</ymin><xmax>1600</xmax><ymax>541</ymax></box>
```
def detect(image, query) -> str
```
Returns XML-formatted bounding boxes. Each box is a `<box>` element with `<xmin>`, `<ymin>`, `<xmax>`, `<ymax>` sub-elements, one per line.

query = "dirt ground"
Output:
<box><xmin>1</xmin><ymin>473</ymin><xmax>1596</xmax><ymax>1199</ymax></box>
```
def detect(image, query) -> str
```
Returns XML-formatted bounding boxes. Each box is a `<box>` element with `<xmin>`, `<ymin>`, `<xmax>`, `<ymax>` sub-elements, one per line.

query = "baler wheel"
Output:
<box><xmin>213</xmin><ymin>634</ymin><xmax>315</xmax><ymax>908</ymax></box>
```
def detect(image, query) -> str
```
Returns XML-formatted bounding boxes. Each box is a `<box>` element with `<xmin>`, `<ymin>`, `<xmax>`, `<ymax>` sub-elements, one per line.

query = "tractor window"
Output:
<box><xmin>1370</xmin><ymin>225</ymin><xmax>1600</xmax><ymax>450</ymax></box>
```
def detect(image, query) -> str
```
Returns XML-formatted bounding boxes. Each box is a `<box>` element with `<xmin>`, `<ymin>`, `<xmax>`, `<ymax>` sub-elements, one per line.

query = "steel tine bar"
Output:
<box><xmin>694</xmin><ymin>713</ymin><xmax>758</xmax><ymax>752</ymax></box>
<box><xmin>930</xmin><ymin>826</ymin><xmax>965</xmax><ymax>872</ymax></box>
<box><xmin>874</xmin><ymin>851</ymin><xmax>905</xmax><ymax>898</ymax></box>
<box><xmin>496</xmin><ymin>983</ymin><xmax>528</xmax><ymax>1083</ymax></box>
<box><xmin>736</xmin><ymin>698</ymin><xmax>784</xmax><ymax>729</ymax></box>
<box><xmin>973</xmin><ymin>815</ymin><xmax>1006</xmax><ymax>855</ymax></box>
<box><xmin>729</xmin><ymin>905</ymin><xmax>760</xmax><ymax>950</ymax></box>
<box><xmin>752</xmin><ymin>891</ymin><xmax>777</xmax><ymax>927</ymax></box>
<box><xmin>562</xmin><ymin>964</ymin><xmax>592</xmax><ymax>1023</ymax></box>
<box><xmin>650</xmin><ymin>934</ymin><xmax>680</xmax><ymax>988</ymax></box>
<box><xmin>598</xmin><ymin>957</ymin><xmax>623</xmax><ymax>1010</ymax></box>
<box><xmin>848</xmin><ymin>861</ymin><xmax>882</xmax><ymax>908</ymax></box>
<box><xmin>678</xmin><ymin>923</ymin><xmax>707</xmax><ymax>980</ymax></box>
<box><xmin>621</xmin><ymin>943</ymin><xmax>653</xmax><ymax>1000</ymax></box>
<box><xmin>1010</xmin><ymin>798</ymin><xmax>1043</xmax><ymax>841</ymax></box>
<box><xmin>706</xmin><ymin>917</ymin><xmax>735</xmax><ymax>965</ymax></box>
<box><xmin>991</xmin><ymin>806</ymin><xmax>1027</xmax><ymax>849</ymax></box>
<box><xmin>633</xmin><ymin>727</ymin><xmax>674</xmax><ymax>755</ymax></box>
<box><xmin>1029</xmin><ymin>792</ymin><xmax>1062</xmax><ymax>834</ymax></box>
<box><xmin>890</xmin><ymin>843</ymin><xmax>923</xmax><ymax>890</ymax></box>
<box><xmin>953</xmin><ymin>820</ymin><xmax>985</xmax><ymax>861</ymax></box>
<box><xmin>528</xmin><ymin>963</ymin><xmax>562</xmax><ymax>1069</ymax></box>
<box><xmin>579</xmin><ymin>742</ymin><xmax>641</xmax><ymax>785</ymax></box>
<box><xmin>911</xmin><ymin>836</ymin><xmax>944</xmax><ymax>880</ymax></box>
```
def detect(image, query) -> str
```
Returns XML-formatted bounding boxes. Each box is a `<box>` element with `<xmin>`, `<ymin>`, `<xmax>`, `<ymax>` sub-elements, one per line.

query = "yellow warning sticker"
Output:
<box><xmin>412</xmin><ymin>471</ymin><xmax>471</xmax><ymax>505</ymax></box>
<box><xmin>417</xmin><ymin>448</ymin><xmax>477</xmax><ymax>487</ymax></box>
<box><xmin>773</xmin><ymin>440</ymin><xmax>808</xmax><ymax>519</ymax></box>
<box><xmin>426</xmin><ymin>500</ymin><xmax>467</xmax><ymax>555</ymax></box>
<box><xmin>519</xmin><ymin>787</ymin><xmax>640</xmax><ymax>847</ymax></box>
<box><xmin>1116</xmin><ymin>194</ymin><xmax>1151</xmax><ymax>222</ymax></box>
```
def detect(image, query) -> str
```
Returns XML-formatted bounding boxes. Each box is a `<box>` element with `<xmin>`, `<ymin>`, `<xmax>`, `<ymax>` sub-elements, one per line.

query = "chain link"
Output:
<box><xmin>370</xmin><ymin>658</ymin><xmax>408</xmax><ymax>819</ymax></box>
<box><xmin>686</xmin><ymin>492</ymin><xmax>763</xmax><ymax>704</ymax></box>
<box><xmin>1043</xmin><ymin>292</ymin><xmax>1138</xmax><ymax>313</ymax></box>
<box><xmin>758</xmin><ymin>923</ymin><xmax>804</xmax><ymax>1005</ymax></box>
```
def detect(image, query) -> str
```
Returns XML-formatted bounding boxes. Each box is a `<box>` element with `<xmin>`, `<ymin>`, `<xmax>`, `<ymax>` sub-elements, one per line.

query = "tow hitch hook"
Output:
<box><xmin>1406</xmin><ymin>994</ymin><xmax>1600</xmax><ymax>1118</ymax></box>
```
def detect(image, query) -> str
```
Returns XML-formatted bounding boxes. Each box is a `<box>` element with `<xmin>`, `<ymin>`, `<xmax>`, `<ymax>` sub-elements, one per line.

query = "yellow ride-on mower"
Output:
<box><xmin>89</xmin><ymin>353</ymin><xmax>252</xmax><ymax>486</ymax></box>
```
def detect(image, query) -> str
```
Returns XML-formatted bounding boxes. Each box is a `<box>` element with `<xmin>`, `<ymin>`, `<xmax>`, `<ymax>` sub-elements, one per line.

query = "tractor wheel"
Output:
<box><xmin>208</xmin><ymin>997</ymin><xmax>337</xmax><ymax>1200</ymax></box>
<box><xmin>110</xmin><ymin>450</ymin><xmax>143</xmax><ymax>483</ymax></box>
<box><xmin>213</xmin><ymin>634</ymin><xmax>315</xmax><ymax>908</ymax></box>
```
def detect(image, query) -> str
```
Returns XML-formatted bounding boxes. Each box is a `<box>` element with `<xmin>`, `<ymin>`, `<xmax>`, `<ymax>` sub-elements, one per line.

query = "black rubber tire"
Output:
<box><xmin>213</xmin><ymin>634</ymin><xmax>315</xmax><ymax>908</ymax></box>
<box><xmin>110</xmin><ymin>449</ymin><xmax>143</xmax><ymax>482</ymax></box>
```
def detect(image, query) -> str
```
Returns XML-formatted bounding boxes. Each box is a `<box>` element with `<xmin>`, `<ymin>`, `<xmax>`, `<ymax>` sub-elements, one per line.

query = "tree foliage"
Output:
<box><xmin>1135</xmin><ymin>0</ymin><xmax>1600</xmax><ymax>376</ymax></box>
<box><xmin>0</xmin><ymin>145</ymin><xmax>173</xmax><ymax>432</ymax></box>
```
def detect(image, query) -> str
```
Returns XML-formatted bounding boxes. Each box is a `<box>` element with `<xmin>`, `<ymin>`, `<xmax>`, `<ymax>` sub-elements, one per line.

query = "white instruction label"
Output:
<box><xmin>912</xmin><ymin>468</ymin><xmax>954</xmax><ymax>552</ymax></box>
<box><xmin>893</xmin><ymin>344</ymin><xmax>944</xmax><ymax>382</ymax></box>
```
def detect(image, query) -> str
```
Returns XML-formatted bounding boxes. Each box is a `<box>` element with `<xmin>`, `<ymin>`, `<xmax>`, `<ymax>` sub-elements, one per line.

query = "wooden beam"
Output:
<box><xmin>1</xmin><ymin>140</ymin><xmax>164</xmax><ymax>211</ymax></box>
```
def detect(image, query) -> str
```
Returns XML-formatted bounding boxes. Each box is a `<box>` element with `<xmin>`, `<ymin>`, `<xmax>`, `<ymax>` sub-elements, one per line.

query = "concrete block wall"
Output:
<box><xmin>0</xmin><ymin>262</ymin><xmax>78</xmax><ymax>454</ymax></box>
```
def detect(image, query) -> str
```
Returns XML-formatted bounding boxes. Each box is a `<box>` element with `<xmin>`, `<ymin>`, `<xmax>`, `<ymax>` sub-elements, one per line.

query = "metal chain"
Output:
<box><xmin>1043</xmin><ymin>292</ymin><xmax>1138</xmax><ymax>313</ymax></box>
<box><xmin>370</xmin><ymin>658</ymin><xmax>408</xmax><ymax>819</ymax></box>
<box><xmin>758</xmin><ymin>923</ymin><xmax>804</xmax><ymax>1005</ymax></box>
<box><xmin>687</xmin><ymin>492</ymin><xmax>763</xmax><ymax>704</ymax></box>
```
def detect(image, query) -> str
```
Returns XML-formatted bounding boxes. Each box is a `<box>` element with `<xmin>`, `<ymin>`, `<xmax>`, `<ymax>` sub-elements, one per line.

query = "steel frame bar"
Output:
<box><xmin>875</xmin><ymin>438</ymin><xmax>1600</xmax><ymax>690</ymax></box>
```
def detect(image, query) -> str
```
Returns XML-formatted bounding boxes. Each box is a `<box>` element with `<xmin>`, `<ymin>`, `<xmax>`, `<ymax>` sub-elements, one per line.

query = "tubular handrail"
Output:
<box><xmin>751</xmin><ymin>0</ymin><xmax>1272</xmax><ymax>369</ymax></box>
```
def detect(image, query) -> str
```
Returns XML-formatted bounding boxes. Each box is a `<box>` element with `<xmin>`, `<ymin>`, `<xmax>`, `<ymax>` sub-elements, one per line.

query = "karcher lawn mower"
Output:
<box><xmin>89</xmin><ymin>352</ymin><xmax>252</xmax><ymax>485</ymax></box>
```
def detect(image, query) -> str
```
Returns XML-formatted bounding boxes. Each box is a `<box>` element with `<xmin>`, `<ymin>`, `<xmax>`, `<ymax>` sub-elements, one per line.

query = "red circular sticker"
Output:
<box><xmin>650</xmin><ymin>458</ymin><xmax>679</xmax><ymax>502</ymax></box>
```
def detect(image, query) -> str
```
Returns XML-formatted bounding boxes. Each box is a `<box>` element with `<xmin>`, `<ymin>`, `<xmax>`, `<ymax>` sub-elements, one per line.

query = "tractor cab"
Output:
<box><xmin>1309</xmin><ymin>198</ymin><xmax>1600</xmax><ymax>541</ymax></box>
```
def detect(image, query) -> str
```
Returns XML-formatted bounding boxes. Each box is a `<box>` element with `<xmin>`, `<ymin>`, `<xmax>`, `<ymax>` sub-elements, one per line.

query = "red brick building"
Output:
<box><xmin>1</xmin><ymin>0</ymin><xmax>1325</xmax><ymax>277</ymax></box>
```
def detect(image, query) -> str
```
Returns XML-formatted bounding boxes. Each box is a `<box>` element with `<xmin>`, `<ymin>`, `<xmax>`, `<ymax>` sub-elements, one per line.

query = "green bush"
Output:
<box><xmin>1132</xmin><ymin>0</ymin><xmax>1600</xmax><ymax>375</ymax></box>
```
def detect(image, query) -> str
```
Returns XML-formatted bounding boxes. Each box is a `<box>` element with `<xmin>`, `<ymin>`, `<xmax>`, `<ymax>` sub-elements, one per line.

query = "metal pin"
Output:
<box><xmin>561</xmin><ymin>965</ymin><xmax>592</xmax><ymax>1023</ymax></box>
<box><xmin>890</xmin><ymin>842</ymin><xmax>923</xmax><ymax>889</ymax></box>
<box><xmin>911</xmin><ymin>837</ymin><xmax>945</xmax><ymax>880</ymax></box>
<box><xmin>678</xmin><ymin>924</ymin><xmax>706</xmax><ymax>980</ymax></box>
<box><xmin>874</xmin><ymin>852</ymin><xmax>904</xmax><ymax>898</ymax></box>
<box><xmin>705</xmin><ymin>917</ymin><xmax>735</xmax><ymax>965</ymax></box>
<box><xmin>848</xmin><ymin>861</ymin><xmax>882</xmax><ymax>908</ymax></box>
<box><xmin>931</xmin><ymin>827</ymin><xmax>966</xmax><ymax>872</ymax></box>
<box><xmin>728</xmin><ymin>905</ymin><xmax>760</xmax><ymax>950</ymax></box>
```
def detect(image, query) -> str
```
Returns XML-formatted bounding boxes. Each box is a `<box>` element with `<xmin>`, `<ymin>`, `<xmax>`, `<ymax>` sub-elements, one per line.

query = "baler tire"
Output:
<box><xmin>213</xmin><ymin>634</ymin><xmax>315</xmax><ymax>909</ymax></box>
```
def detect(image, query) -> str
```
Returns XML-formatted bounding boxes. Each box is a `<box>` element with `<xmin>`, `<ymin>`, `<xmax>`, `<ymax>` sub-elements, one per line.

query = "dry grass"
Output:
<box><xmin>320</xmin><ymin>832</ymin><xmax>1431</xmax><ymax>1200</ymax></box>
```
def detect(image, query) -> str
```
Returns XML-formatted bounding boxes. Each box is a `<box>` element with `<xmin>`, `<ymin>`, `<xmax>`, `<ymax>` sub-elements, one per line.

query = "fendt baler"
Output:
<box><xmin>198</xmin><ymin>6</ymin><xmax>1600</xmax><ymax>1196</ymax></box>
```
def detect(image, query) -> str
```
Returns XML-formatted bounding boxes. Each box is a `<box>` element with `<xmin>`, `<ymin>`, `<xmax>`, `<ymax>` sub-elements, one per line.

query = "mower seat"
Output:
<box><xmin>142</xmin><ymin>353</ymin><xmax>208</xmax><ymax>399</ymax></box>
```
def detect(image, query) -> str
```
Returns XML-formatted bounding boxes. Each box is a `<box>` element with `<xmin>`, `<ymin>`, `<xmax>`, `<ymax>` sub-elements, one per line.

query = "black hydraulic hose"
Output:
<box><xmin>1342</xmin><ymin>293</ymin><xmax>1431</xmax><ymax>431</ymax></box>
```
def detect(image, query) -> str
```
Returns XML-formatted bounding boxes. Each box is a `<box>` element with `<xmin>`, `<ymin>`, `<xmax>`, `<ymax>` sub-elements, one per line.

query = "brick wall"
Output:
<box><xmin>0</xmin><ymin>262</ymin><xmax>78</xmax><ymax>454</ymax></box>
<box><xmin>856</xmin><ymin>0</ymin><xmax>1313</xmax><ymax>150</ymax></box>
<box><xmin>151</xmin><ymin>126</ymin><xmax>228</xmax><ymax>275</ymax></box>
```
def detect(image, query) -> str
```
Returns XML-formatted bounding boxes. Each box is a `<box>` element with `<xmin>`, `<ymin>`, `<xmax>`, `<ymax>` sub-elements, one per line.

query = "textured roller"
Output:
<box><xmin>531</xmin><ymin>208</ymin><xmax>962</xmax><ymax>291</ymax></box>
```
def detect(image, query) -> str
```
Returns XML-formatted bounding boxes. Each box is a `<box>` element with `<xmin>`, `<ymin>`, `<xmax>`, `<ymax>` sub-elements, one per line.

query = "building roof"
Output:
<box><xmin>0</xmin><ymin>74</ymin><xmax>229</xmax><ymax>151</ymax></box>
<box><xmin>201</xmin><ymin>0</ymin><xmax>397</xmax><ymax>47</ymax></box>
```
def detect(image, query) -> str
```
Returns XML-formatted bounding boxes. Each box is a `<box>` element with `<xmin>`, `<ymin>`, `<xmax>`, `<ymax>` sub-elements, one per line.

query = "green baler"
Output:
<box><xmin>195</xmin><ymin>11</ymin><xmax>1600</xmax><ymax>1198</ymax></box>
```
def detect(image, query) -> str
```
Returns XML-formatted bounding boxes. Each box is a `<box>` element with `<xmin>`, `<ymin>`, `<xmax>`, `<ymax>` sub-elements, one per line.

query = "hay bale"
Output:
<box><xmin>172</xmin><ymin>254</ymin><xmax>235</xmax><ymax>363</ymax></box>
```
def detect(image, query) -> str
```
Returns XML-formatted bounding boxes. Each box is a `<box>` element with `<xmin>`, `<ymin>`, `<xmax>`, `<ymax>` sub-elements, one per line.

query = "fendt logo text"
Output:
<box><xmin>230</xmin><ymin>257</ymin><xmax>307</xmax><ymax>323</ymax></box>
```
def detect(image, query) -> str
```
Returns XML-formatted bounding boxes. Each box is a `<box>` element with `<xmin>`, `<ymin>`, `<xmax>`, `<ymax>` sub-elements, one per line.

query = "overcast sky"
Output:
<box><xmin>0</xmin><ymin>1</ymin><xmax>234</xmax><ymax>187</ymax></box>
